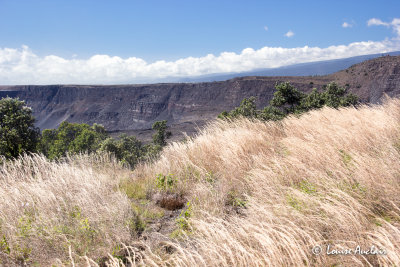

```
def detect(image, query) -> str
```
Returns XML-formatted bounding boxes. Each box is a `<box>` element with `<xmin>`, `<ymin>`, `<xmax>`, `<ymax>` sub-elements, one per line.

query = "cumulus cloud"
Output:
<box><xmin>285</xmin><ymin>30</ymin><xmax>294</xmax><ymax>38</ymax></box>
<box><xmin>342</xmin><ymin>22</ymin><xmax>353</xmax><ymax>28</ymax></box>
<box><xmin>0</xmin><ymin>39</ymin><xmax>399</xmax><ymax>85</ymax></box>
<box><xmin>368</xmin><ymin>17</ymin><xmax>400</xmax><ymax>37</ymax></box>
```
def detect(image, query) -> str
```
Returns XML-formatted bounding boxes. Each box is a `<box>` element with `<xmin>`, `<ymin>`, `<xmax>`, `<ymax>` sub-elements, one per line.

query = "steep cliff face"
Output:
<box><xmin>1</xmin><ymin>55</ymin><xmax>400</xmax><ymax>138</ymax></box>
<box><xmin>0</xmin><ymin>78</ymin><xmax>329</xmax><ymax>132</ymax></box>
<box><xmin>330</xmin><ymin>55</ymin><xmax>400</xmax><ymax>103</ymax></box>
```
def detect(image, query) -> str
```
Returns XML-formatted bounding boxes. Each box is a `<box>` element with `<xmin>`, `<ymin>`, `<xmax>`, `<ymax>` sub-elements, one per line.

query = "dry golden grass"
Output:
<box><xmin>1</xmin><ymin>99</ymin><xmax>400</xmax><ymax>266</ymax></box>
<box><xmin>125</xmin><ymin>98</ymin><xmax>400</xmax><ymax>266</ymax></box>
<box><xmin>0</xmin><ymin>154</ymin><xmax>135</xmax><ymax>266</ymax></box>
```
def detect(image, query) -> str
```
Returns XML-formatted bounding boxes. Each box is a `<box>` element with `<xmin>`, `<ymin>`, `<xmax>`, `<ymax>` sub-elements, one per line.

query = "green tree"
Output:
<box><xmin>38</xmin><ymin>128</ymin><xmax>57</xmax><ymax>156</ymax></box>
<box><xmin>229</xmin><ymin>97</ymin><xmax>258</xmax><ymax>119</ymax></box>
<box><xmin>39</xmin><ymin>121</ymin><xmax>109</xmax><ymax>159</ymax></box>
<box><xmin>152</xmin><ymin>120</ymin><xmax>172</xmax><ymax>147</ymax></box>
<box><xmin>270</xmin><ymin>82</ymin><xmax>306</xmax><ymax>113</ymax></box>
<box><xmin>0</xmin><ymin>97</ymin><xmax>40</xmax><ymax>159</ymax></box>
<box><xmin>259</xmin><ymin>106</ymin><xmax>285</xmax><ymax>121</ymax></box>
<box><xmin>322</xmin><ymin>82</ymin><xmax>358</xmax><ymax>108</ymax></box>
<box><xmin>298</xmin><ymin>88</ymin><xmax>325</xmax><ymax>112</ymax></box>
<box><xmin>299</xmin><ymin>82</ymin><xmax>358</xmax><ymax>112</ymax></box>
<box><xmin>99</xmin><ymin>120</ymin><xmax>172</xmax><ymax>168</ymax></box>
<box><xmin>218</xmin><ymin>97</ymin><xmax>258</xmax><ymax>120</ymax></box>
<box><xmin>218</xmin><ymin>82</ymin><xmax>358</xmax><ymax>122</ymax></box>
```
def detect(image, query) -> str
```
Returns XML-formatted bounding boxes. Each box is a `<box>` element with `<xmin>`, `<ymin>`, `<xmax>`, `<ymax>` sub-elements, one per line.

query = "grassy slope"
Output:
<box><xmin>1</xmin><ymin>99</ymin><xmax>400</xmax><ymax>266</ymax></box>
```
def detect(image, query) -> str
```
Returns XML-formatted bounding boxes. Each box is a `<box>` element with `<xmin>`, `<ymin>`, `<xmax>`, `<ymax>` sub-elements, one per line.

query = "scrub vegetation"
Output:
<box><xmin>1</xmin><ymin>86</ymin><xmax>400</xmax><ymax>266</ymax></box>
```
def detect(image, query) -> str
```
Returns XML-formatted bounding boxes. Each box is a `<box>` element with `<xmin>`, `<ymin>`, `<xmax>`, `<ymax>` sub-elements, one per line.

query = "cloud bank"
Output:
<box><xmin>0</xmin><ymin>39</ymin><xmax>399</xmax><ymax>85</ymax></box>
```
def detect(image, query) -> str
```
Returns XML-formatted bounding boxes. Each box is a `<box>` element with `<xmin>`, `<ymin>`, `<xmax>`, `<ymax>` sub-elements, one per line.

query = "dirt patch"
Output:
<box><xmin>153</xmin><ymin>192</ymin><xmax>186</xmax><ymax>210</ymax></box>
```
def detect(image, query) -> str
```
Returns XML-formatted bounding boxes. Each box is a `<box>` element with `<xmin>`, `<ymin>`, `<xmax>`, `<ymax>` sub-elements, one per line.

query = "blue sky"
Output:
<box><xmin>0</xmin><ymin>0</ymin><xmax>399</xmax><ymax>84</ymax></box>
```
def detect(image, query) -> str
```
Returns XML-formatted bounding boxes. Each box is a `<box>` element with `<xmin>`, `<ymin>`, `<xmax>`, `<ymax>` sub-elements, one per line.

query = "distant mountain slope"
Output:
<box><xmin>1</xmin><ymin>54</ymin><xmax>400</xmax><ymax>140</ymax></box>
<box><xmin>179</xmin><ymin>51</ymin><xmax>400</xmax><ymax>82</ymax></box>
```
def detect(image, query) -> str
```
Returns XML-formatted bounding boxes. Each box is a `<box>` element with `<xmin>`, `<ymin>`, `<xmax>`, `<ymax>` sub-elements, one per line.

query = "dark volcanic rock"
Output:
<box><xmin>330</xmin><ymin>55</ymin><xmax>400</xmax><ymax>103</ymax></box>
<box><xmin>0</xmin><ymin>78</ymin><xmax>328</xmax><ymax>133</ymax></box>
<box><xmin>1</xmin><ymin>55</ymin><xmax>400</xmax><ymax>140</ymax></box>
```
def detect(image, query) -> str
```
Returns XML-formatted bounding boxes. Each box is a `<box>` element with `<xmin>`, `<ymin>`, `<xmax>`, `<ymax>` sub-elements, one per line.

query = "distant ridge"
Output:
<box><xmin>177</xmin><ymin>51</ymin><xmax>400</xmax><ymax>82</ymax></box>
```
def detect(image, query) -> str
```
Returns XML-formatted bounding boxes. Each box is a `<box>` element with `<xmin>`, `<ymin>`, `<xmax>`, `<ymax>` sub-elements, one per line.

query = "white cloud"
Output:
<box><xmin>0</xmin><ymin>39</ymin><xmax>399</xmax><ymax>85</ymax></box>
<box><xmin>367</xmin><ymin>18</ymin><xmax>389</xmax><ymax>27</ymax></box>
<box><xmin>391</xmin><ymin>18</ymin><xmax>400</xmax><ymax>37</ymax></box>
<box><xmin>264</xmin><ymin>26</ymin><xmax>268</xmax><ymax>31</ymax></box>
<box><xmin>285</xmin><ymin>30</ymin><xmax>294</xmax><ymax>38</ymax></box>
<box><xmin>368</xmin><ymin>17</ymin><xmax>400</xmax><ymax>38</ymax></box>
<box><xmin>342</xmin><ymin>22</ymin><xmax>352</xmax><ymax>28</ymax></box>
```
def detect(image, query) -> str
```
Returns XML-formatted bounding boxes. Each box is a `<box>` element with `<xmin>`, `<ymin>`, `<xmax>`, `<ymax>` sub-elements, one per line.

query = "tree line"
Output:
<box><xmin>219</xmin><ymin>82</ymin><xmax>358</xmax><ymax>121</ymax></box>
<box><xmin>0</xmin><ymin>96</ymin><xmax>171</xmax><ymax>168</ymax></box>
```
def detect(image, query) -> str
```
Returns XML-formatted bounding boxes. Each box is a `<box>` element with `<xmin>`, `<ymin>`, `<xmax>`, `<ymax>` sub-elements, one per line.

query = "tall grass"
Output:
<box><xmin>127</xmin><ymin>98</ymin><xmax>400</xmax><ymax>266</ymax></box>
<box><xmin>0</xmin><ymin>154</ymin><xmax>134</xmax><ymax>266</ymax></box>
<box><xmin>1</xmin><ymin>99</ymin><xmax>400</xmax><ymax>266</ymax></box>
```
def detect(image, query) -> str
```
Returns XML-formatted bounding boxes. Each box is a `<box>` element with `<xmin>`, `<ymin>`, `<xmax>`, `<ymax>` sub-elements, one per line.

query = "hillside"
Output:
<box><xmin>178</xmin><ymin>51</ymin><xmax>400</xmax><ymax>82</ymax></box>
<box><xmin>330</xmin><ymin>55</ymin><xmax>400</xmax><ymax>102</ymax></box>
<box><xmin>1</xmin><ymin>99</ymin><xmax>400</xmax><ymax>266</ymax></box>
<box><xmin>1</xmin><ymin>55</ymin><xmax>400</xmax><ymax>139</ymax></box>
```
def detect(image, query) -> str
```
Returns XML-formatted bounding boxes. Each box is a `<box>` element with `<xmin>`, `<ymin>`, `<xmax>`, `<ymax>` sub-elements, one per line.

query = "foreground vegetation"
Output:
<box><xmin>1</xmin><ymin>97</ymin><xmax>400</xmax><ymax>266</ymax></box>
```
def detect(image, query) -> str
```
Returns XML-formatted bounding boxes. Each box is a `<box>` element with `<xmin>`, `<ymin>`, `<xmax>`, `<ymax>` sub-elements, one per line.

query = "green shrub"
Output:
<box><xmin>38</xmin><ymin>122</ymin><xmax>108</xmax><ymax>159</ymax></box>
<box><xmin>99</xmin><ymin>121</ymin><xmax>171</xmax><ymax>168</ymax></box>
<box><xmin>218</xmin><ymin>97</ymin><xmax>258</xmax><ymax>120</ymax></box>
<box><xmin>38</xmin><ymin>119</ymin><xmax>171</xmax><ymax>168</ymax></box>
<box><xmin>99</xmin><ymin>134</ymin><xmax>144</xmax><ymax>168</ymax></box>
<box><xmin>219</xmin><ymin>82</ymin><xmax>358</xmax><ymax>122</ymax></box>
